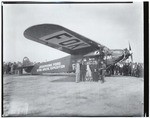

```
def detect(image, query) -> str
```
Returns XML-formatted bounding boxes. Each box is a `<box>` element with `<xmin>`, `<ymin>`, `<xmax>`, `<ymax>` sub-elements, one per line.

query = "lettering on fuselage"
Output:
<box><xmin>104</xmin><ymin>55</ymin><xmax>112</xmax><ymax>60</ymax></box>
<box><xmin>40</xmin><ymin>31</ymin><xmax>91</xmax><ymax>50</ymax></box>
<box><xmin>37</xmin><ymin>62</ymin><xmax>65</xmax><ymax>72</ymax></box>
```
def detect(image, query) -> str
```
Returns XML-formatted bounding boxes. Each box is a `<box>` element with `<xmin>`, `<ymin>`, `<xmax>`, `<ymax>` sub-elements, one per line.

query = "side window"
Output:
<box><xmin>72</xmin><ymin>63</ymin><xmax>76</xmax><ymax>70</ymax></box>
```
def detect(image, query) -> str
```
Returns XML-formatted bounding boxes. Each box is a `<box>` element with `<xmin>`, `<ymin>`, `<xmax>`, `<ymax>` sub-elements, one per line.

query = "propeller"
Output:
<box><xmin>128</xmin><ymin>42</ymin><xmax>133</xmax><ymax>62</ymax></box>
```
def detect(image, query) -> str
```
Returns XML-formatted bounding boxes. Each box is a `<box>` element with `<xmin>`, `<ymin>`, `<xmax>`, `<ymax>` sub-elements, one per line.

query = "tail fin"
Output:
<box><xmin>23</xmin><ymin>57</ymin><xmax>32</xmax><ymax>66</ymax></box>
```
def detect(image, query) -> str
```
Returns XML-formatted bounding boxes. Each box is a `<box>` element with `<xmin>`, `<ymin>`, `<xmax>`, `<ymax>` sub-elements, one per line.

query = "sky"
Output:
<box><xmin>3</xmin><ymin>2</ymin><xmax>143</xmax><ymax>63</ymax></box>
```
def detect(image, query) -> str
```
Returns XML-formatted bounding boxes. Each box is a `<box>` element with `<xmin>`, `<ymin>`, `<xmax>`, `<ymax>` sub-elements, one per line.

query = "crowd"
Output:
<box><xmin>75</xmin><ymin>59</ymin><xmax>143</xmax><ymax>83</ymax></box>
<box><xmin>106</xmin><ymin>62</ymin><xmax>143</xmax><ymax>77</ymax></box>
<box><xmin>75</xmin><ymin>58</ymin><xmax>107</xmax><ymax>83</ymax></box>
<box><xmin>3</xmin><ymin>56</ymin><xmax>41</xmax><ymax>75</ymax></box>
<box><xmin>3</xmin><ymin>61</ymin><xmax>22</xmax><ymax>75</ymax></box>
<box><xmin>3</xmin><ymin>61</ymin><xmax>143</xmax><ymax>79</ymax></box>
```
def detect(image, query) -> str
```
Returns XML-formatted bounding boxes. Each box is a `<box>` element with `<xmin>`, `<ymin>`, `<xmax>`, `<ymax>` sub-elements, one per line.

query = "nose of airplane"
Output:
<box><xmin>124</xmin><ymin>43</ymin><xmax>133</xmax><ymax>62</ymax></box>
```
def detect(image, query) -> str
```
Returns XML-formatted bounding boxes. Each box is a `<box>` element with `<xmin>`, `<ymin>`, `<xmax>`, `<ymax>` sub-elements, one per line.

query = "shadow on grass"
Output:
<box><xmin>51</xmin><ymin>76</ymin><xmax>75</xmax><ymax>82</ymax></box>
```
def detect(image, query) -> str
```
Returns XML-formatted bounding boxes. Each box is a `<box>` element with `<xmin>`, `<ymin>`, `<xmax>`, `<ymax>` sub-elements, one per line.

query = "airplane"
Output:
<box><xmin>20</xmin><ymin>24</ymin><xmax>133</xmax><ymax>75</ymax></box>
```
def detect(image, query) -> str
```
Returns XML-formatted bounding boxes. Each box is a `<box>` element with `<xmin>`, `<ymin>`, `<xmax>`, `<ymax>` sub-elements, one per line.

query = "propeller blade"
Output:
<box><xmin>129</xmin><ymin>42</ymin><xmax>131</xmax><ymax>51</ymax></box>
<box><xmin>128</xmin><ymin>42</ymin><xmax>133</xmax><ymax>62</ymax></box>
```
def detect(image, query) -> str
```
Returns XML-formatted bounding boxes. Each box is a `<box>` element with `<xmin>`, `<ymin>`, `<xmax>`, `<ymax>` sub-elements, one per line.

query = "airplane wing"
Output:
<box><xmin>24</xmin><ymin>24</ymin><xmax>109</xmax><ymax>55</ymax></box>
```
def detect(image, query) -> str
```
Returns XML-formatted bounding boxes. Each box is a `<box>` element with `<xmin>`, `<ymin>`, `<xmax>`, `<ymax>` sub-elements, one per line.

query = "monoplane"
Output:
<box><xmin>21</xmin><ymin>24</ymin><xmax>133</xmax><ymax>75</ymax></box>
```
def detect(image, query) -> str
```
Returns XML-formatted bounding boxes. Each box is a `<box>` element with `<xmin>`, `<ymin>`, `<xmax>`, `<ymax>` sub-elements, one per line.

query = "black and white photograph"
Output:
<box><xmin>2</xmin><ymin>1</ymin><xmax>145</xmax><ymax>117</ymax></box>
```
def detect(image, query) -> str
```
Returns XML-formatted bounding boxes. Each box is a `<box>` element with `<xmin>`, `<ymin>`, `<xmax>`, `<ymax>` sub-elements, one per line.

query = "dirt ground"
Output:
<box><xmin>3</xmin><ymin>75</ymin><xmax>143</xmax><ymax>117</ymax></box>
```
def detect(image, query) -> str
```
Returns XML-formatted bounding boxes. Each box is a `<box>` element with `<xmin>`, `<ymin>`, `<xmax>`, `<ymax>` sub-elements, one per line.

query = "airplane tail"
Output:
<box><xmin>23</xmin><ymin>57</ymin><xmax>33</xmax><ymax>66</ymax></box>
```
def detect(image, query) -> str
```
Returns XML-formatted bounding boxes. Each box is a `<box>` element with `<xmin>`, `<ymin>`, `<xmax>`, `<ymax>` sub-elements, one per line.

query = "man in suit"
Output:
<box><xmin>90</xmin><ymin>59</ymin><xmax>99</xmax><ymax>82</ymax></box>
<box><xmin>98</xmin><ymin>61</ymin><xmax>106</xmax><ymax>83</ymax></box>
<box><xmin>80</xmin><ymin>59</ymin><xmax>87</xmax><ymax>82</ymax></box>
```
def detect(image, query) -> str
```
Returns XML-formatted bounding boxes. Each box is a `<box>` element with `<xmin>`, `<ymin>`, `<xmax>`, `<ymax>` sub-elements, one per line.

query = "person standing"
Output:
<box><xmin>10</xmin><ymin>63</ymin><xmax>14</xmax><ymax>74</ymax></box>
<box><xmin>75</xmin><ymin>60</ymin><xmax>81</xmax><ymax>83</ymax></box>
<box><xmin>136</xmin><ymin>63</ymin><xmax>141</xmax><ymax>77</ymax></box>
<box><xmin>90</xmin><ymin>63</ymin><xmax>97</xmax><ymax>81</ymax></box>
<box><xmin>3</xmin><ymin>62</ymin><xmax>7</xmax><ymax>75</ymax></box>
<box><xmin>80</xmin><ymin>60</ymin><xmax>87</xmax><ymax>82</ymax></box>
<box><xmin>90</xmin><ymin>59</ymin><xmax>99</xmax><ymax>82</ymax></box>
<box><xmin>13</xmin><ymin>62</ymin><xmax>18</xmax><ymax>74</ymax></box>
<box><xmin>86</xmin><ymin>62</ymin><xmax>92</xmax><ymax>81</ymax></box>
<box><xmin>119</xmin><ymin>63</ymin><xmax>123</xmax><ymax>75</ymax></box>
<box><xmin>98</xmin><ymin>61</ymin><xmax>106</xmax><ymax>83</ymax></box>
<box><xmin>101</xmin><ymin>61</ymin><xmax>106</xmax><ymax>83</ymax></box>
<box><xmin>128</xmin><ymin>62</ymin><xmax>132</xmax><ymax>76</ymax></box>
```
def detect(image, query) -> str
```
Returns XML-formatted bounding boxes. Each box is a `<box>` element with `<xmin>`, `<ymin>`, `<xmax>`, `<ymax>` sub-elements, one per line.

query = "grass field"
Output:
<box><xmin>3</xmin><ymin>75</ymin><xmax>143</xmax><ymax>117</ymax></box>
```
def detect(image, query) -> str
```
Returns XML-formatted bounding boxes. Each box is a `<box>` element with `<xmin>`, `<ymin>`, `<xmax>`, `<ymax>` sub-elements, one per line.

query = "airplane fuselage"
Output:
<box><xmin>27</xmin><ymin>49</ymin><xmax>127</xmax><ymax>75</ymax></box>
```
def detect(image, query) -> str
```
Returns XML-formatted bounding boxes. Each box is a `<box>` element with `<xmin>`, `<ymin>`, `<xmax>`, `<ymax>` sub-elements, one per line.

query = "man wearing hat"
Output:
<box><xmin>98</xmin><ymin>61</ymin><xmax>106</xmax><ymax>83</ymax></box>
